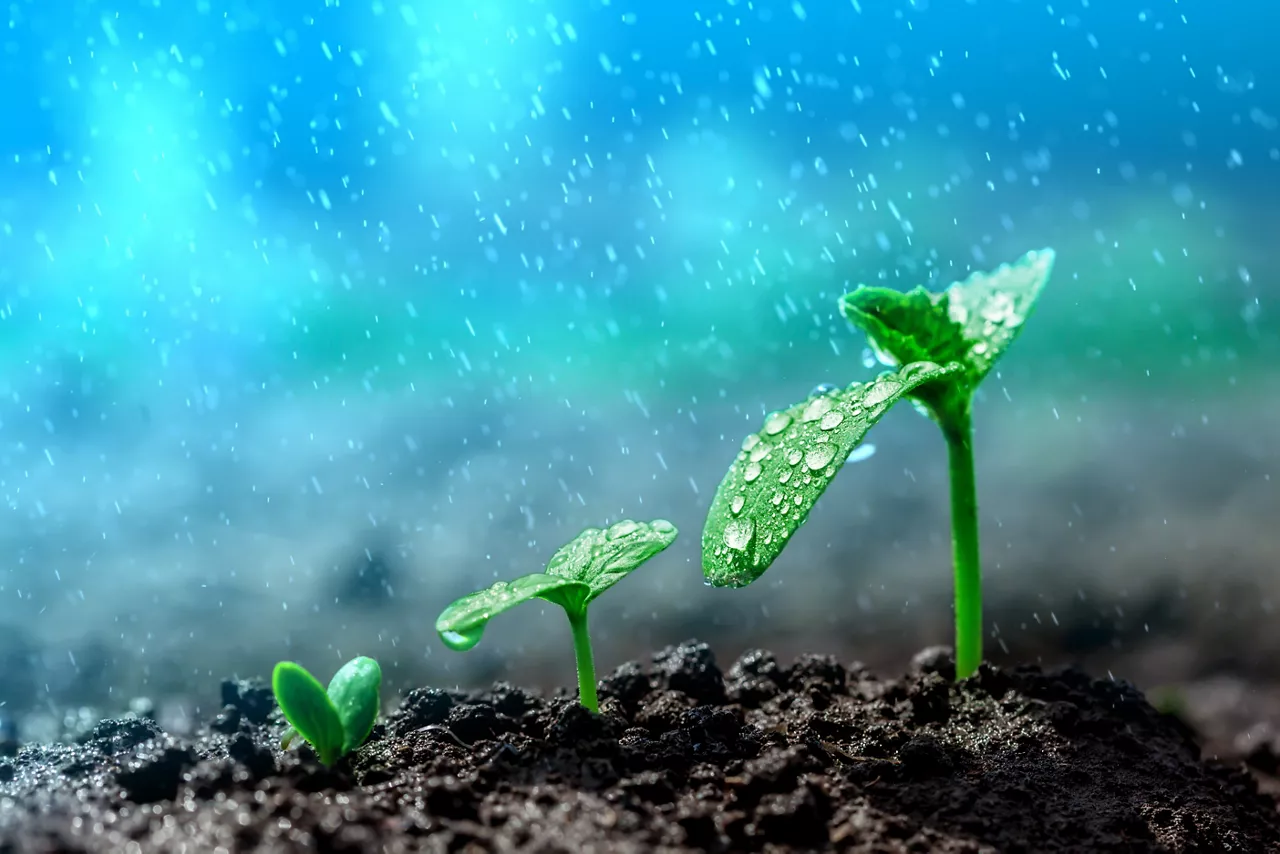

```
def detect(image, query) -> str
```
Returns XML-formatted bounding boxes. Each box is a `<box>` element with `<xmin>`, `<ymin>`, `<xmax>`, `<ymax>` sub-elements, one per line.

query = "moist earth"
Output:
<box><xmin>1</xmin><ymin>642</ymin><xmax>1277</xmax><ymax>853</ymax></box>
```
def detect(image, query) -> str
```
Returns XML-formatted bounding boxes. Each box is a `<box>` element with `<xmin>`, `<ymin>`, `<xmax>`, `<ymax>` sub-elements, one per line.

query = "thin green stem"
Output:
<box><xmin>943</xmin><ymin>406</ymin><xmax>982</xmax><ymax>680</ymax></box>
<box><xmin>566</xmin><ymin>608</ymin><xmax>599</xmax><ymax>713</ymax></box>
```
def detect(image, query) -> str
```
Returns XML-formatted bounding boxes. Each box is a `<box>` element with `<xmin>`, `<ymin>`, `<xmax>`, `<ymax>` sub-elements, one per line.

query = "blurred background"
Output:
<box><xmin>0</xmin><ymin>0</ymin><xmax>1277</xmax><ymax>733</ymax></box>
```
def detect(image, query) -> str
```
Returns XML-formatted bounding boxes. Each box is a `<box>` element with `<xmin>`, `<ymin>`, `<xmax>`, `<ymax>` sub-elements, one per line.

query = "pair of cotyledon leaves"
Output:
<box><xmin>273</xmin><ymin>656</ymin><xmax>382</xmax><ymax>767</ymax></box>
<box><xmin>702</xmin><ymin>248</ymin><xmax>1056</xmax><ymax>588</ymax></box>
<box><xmin>436</xmin><ymin>518</ymin><xmax>679</xmax><ymax>649</ymax></box>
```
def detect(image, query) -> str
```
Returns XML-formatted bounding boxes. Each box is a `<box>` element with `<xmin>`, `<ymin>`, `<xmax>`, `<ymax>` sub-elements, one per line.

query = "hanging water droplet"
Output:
<box><xmin>762</xmin><ymin>410</ymin><xmax>792</xmax><ymax>435</ymax></box>
<box><xmin>819</xmin><ymin>410</ymin><xmax>844</xmax><ymax>431</ymax></box>
<box><xmin>805</xmin><ymin>442</ymin><xmax>837</xmax><ymax>470</ymax></box>
<box><xmin>786</xmin><ymin>448</ymin><xmax>803</xmax><ymax>466</ymax></box>
<box><xmin>730</xmin><ymin>494</ymin><xmax>745</xmax><ymax>514</ymax></box>
<box><xmin>801</xmin><ymin>395</ymin><xmax>835</xmax><ymax>422</ymax></box>
<box><xmin>744</xmin><ymin>461</ymin><xmax>763</xmax><ymax>483</ymax></box>
<box><xmin>723</xmin><ymin>518</ymin><xmax>755</xmax><ymax>551</ymax></box>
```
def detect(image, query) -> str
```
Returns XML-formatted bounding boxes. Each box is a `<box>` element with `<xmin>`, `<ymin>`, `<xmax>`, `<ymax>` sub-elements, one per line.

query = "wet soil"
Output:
<box><xmin>1</xmin><ymin>642</ymin><xmax>1277</xmax><ymax>853</ymax></box>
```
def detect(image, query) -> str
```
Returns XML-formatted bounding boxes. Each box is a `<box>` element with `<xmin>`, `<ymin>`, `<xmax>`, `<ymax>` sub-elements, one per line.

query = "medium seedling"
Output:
<box><xmin>273</xmin><ymin>655</ymin><xmax>382</xmax><ymax>766</ymax></box>
<box><xmin>436</xmin><ymin>519</ymin><xmax>678</xmax><ymax>713</ymax></box>
<box><xmin>702</xmin><ymin>249</ymin><xmax>1055</xmax><ymax>680</ymax></box>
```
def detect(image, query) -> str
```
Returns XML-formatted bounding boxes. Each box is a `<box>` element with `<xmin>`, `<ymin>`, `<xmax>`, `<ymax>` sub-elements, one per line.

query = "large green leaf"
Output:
<box><xmin>702</xmin><ymin>361</ymin><xmax>962</xmax><ymax>588</ymax></box>
<box><xmin>840</xmin><ymin>248</ymin><xmax>1055</xmax><ymax>397</ymax></box>
<box><xmin>435</xmin><ymin>574</ymin><xmax>591</xmax><ymax>650</ymax></box>
<box><xmin>544</xmin><ymin>518</ymin><xmax>679</xmax><ymax>604</ymax></box>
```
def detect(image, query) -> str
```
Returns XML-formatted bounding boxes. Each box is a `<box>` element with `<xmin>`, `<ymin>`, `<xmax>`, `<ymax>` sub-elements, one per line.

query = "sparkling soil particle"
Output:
<box><xmin>1</xmin><ymin>641</ymin><xmax>1277</xmax><ymax>852</ymax></box>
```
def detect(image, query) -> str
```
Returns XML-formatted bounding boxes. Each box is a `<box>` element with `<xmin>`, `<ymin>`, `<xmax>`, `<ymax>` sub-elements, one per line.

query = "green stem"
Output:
<box><xmin>944</xmin><ymin>406</ymin><xmax>982</xmax><ymax>680</ymax></box>
<box><xmin>566</xmin><ymin>608</ymin><xmax>599</xmax><ymax>713</ymax></box>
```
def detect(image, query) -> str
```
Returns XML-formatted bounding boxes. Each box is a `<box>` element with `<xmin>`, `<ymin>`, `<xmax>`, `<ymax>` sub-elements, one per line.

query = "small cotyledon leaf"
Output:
<box><xmin>702</xmin><ymin>361</ymin><xmax>963</xmax><ymax>588</ymax></box>
<box><xmin>325</xmin><ymin>656</ymin><xmax>382</xmax><ymax>755</ymax></box>
<box><xmin>272</xmin><ymin>661</ymin><xmax>345</xmax><ymax>766</ymax></box>
<box><xmin>841</xmin><ymin>248</ymin><xmax>1055</xmax><ymax>396</ymax></box>
<box><xmin>435</xmin><ymin>574</ymin><xmax>592</xmax><ymax>650</ymax></box>
<box><xmin>544</xmin><ymin>518</ymin><xmax>679</xmax><ymax>605</ymax></box>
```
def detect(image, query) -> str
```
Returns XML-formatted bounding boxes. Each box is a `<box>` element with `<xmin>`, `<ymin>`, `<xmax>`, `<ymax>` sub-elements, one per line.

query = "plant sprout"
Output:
<box><xmin>703</xmin><ymin>249</ymin><xmax>1055</xmax><ymax>680</ymax></box>
<box><xmin>436</xmin><ymin>519</ymin><xmax>677</xmax><ymax>713</ymax></box>
<box><xmin>273</xmin><ymin>655</ymin><xmax>382</xmax><ymax>766</ymax></box>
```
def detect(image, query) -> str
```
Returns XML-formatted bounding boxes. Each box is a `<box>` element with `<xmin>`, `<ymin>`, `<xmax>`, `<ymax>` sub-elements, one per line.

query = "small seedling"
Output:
<box><xmin>272</xmin><ymin>655</ymin><xmax>382</xmax><ymax>766</ymax></box>
<box><xmin>436</xmin><ymin>519</ymin><xmax>677</xmax><ymax>713</ymax></box>
<box><xmin>703</xmin><ymin>249</ymin><xmax>1055</xmax><ymax>680</ymax></box>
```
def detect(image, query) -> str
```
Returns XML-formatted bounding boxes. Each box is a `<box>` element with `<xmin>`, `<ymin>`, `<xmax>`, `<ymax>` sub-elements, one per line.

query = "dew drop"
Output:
<box><xmin>749</xmin><ymin>442</ymin><xmax>772</xmax><ymax>463</ymax></box>
<box><xmin>762</xmin><ymin>410</ymin><xmax>792</xmax><ymax>435</ymax></box>
<box><xmin>744</xmin><ymin>462</ymin><xmax>763</xmax><ymax>483</ymax></box>
<box><xmin>771</xmin><ymin>492</ymin><xmax>784</xmax><ymax>505</ymax></box>
<box><xmin>819</xmin><ymin>410</ymin><xmax>844</xmax><ymax>431</ymax></box>
<box><xmin>805</xmin><ymin>442</ymin><xmax>837</xmax><ymax>470</ymax></box>
<box><xmin>723</xmin><ymin>518</ymin><xmax>755</xmax><ymax>551</ymax></box>
<box><xmin>730</xmin><ymin>494</ymin><xmax>745</xmax><ymax>514</ymax></box>
<box><xmin>779</xmin><ymin>470</ymin><xmax>793</xmax><ymax>484</ymax></box>
<box><xmin>741</xmin><ymin>433</ymin><xmax>761</xmax><ymax>452</ymax></box>
<box><xmin>786</xmin><ymin>448</ymin><xmax>803</xmax><ymax>466</ymax></box>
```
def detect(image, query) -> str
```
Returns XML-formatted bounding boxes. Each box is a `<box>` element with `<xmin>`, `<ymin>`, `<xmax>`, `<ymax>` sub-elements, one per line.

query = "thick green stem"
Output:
<box><xmin>566</xmin><ymin>608</ymin><xmax>599</xmax><ymax>713</ymax></box>
<box><xmin>943</xmin><ymin>407</ymin><xmax>982</xmax><ymax>680</ymax></box>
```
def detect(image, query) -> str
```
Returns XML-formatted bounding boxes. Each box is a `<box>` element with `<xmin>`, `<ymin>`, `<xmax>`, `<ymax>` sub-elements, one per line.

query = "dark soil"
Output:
<box><xmin>1</xmin><ymin>642</ymin><xmax>1277</xmax><ymax>853</ymax></box>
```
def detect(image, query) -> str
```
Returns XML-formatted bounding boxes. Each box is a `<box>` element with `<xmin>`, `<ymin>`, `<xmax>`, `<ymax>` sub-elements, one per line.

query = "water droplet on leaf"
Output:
<box><xmin>801</xmin><ymin>396</ymin><xmax>835</xmax><ymax>422</ymax></box>
<box><xmin>730</xmin><ymin>494</ymin><xmax>745</xmax><ymax>514</ymax></box>
<box><xmin>743</xmin><ymin>462</ymin><xmax>762</xmax><ymax>483</ymax></box>
<box><xmin>819</xmin><ymin>410</ymin><xmax>844</xmax><ymax>431</ymax></box>
<box><xmin>762</xmin><ymin>411</ymin><xmax>792</xmax><ymax>435</ymax></box>
<box><xmin>723</xmin><ymin>518</ymin><xmax>755</xmax><ymax>551</ymax></box>
<box><xmin>804</xmin><ymin>443</ymin><xmax>837</xmax><ymax>470</ymax></box>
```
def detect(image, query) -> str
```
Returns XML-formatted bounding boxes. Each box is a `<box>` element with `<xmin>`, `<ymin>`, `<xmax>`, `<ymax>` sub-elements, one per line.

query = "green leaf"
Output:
<box><xmin>840</xmin><ymin>248</ymin><xmax>1055</xmax><ymax>405</ymax></box>
<box><xmin>702</xmin><ymin>361</ymin><xmax>963</xmax><ymax>588</ymax></box>
<box><xmin>544</xmin><ymin>519</ymin><xmax>679</xmax><ymax>604</ymax></box>
<box><xmin>325</xmin><ymin>656</ymin><xmax>382</xmax><ymax>755</ymax></box>
<box><xmin>436</xmin><ymin>574</ymin><xmax>592</xmax><ymax>650</ymax></box>
<box><xmin>272</xmin><ymin>661</ymin><xmax>346</xmax><ymax>766</ymax></box>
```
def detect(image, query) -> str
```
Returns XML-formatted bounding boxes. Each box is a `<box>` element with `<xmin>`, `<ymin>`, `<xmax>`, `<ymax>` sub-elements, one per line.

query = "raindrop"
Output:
<box><xmin>730</xmin><ymin>494</ymin><xmax>746</xmax><ymax>514</ymax></box>
<box><xmin>786</xmin><ymin>448</ymin><xmax>803</xmax><ymax>466</ymax></box>
<box><xmin>749</xmin><ymin>442</ymin><xmax>772</xmax><ymax>463</ymax></box>
<box><xmin>779</xmin><ymin>470</ymin><xmax>793</xmax><ymax>484</ymax></box>
<box><xmin>744</xmin><ymin>462</ymin><xmax>763</xmax><ymax>483</ymax></box>
<box><xmin>723</xmin><ymin>518</ymin><xmax>755</xmax><ymax>551</ymax></box>
<box><xmin>805</xmin><ymin>442</ymin><xmax>837</xmax><ymax>470</ymax></box>
<box><xmin>762</xmin><ymin>411</ymin><xmax>793</xmax><ymax>435</ymax></box>
<box><xmin>819</xmin><ymin>410</ymin><xmax>844</xmax><ymax>431</ymax></box>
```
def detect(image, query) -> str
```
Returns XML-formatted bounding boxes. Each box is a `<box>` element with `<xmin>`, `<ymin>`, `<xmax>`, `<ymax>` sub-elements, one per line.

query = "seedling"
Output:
<box><xmin>272</xmin><ymin>655</ymin><xmax>382</xmax><ymax>766</ymax></box>
<box><xmin>703</xmin><ymin>249</ymin><xmax>1055</xmax><ymax>680</ymax></box>
<box><xmin>436</xmin><ymin>519</ymin><xmax>678</xmax><ymax>713</ymax></box>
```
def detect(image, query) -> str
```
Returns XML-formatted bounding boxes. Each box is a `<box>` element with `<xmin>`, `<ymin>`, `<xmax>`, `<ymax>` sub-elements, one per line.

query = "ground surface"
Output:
<box><xmin>2</xmin><ymin>642</ymin><xmax>1277</xmax><ymax>853</ymax></box>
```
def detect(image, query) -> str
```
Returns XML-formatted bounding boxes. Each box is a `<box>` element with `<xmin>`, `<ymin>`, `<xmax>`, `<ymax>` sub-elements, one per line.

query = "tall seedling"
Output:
<box><xmin>703</xmin><ymin>249</ymin><xmax>1055</xmax><ymax>679</ymax></box>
